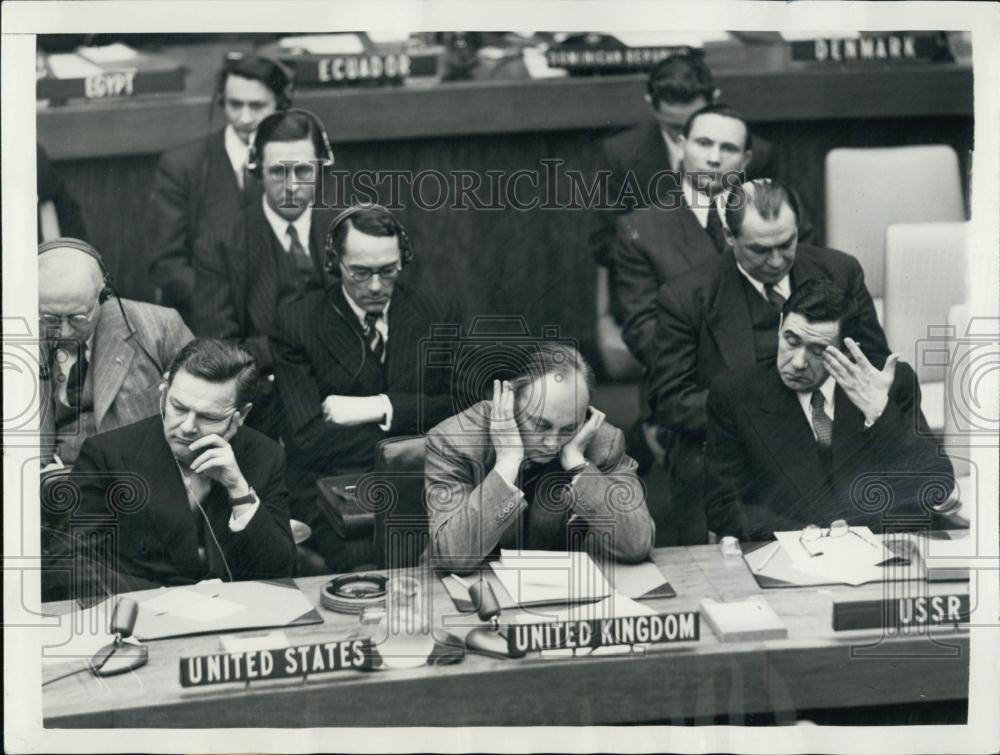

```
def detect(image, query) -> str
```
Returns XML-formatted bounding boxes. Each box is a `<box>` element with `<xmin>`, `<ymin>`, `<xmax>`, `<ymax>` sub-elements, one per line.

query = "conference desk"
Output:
<box><xmin>42</xmin><ymin>542</ymin><xmax>970</xmax><ymax>727</ymax></box>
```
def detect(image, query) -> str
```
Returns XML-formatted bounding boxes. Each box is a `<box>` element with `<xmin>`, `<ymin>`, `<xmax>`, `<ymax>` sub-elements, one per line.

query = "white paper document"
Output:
<box><xmin>491</xmin><ymin>550</ymin><xmax>612</xmax><ymax>606</ymax></box>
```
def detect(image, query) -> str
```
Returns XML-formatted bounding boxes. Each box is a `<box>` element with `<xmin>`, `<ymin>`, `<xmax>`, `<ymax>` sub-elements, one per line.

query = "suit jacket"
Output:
<box><xmin>589</xmin><ymin>119</ymin><xmax>776</xmax><ymax>269</ymax></box>
<box><xmin>612</xmin><ymin>189</ymin><xmax>817</xmax><ymax>368</ymax></box>
<box><xmin>705</xmin><ymin>362</ymin><xmax>955</xmax><ymax>540</ymax></box>
<box><xmin>191</xmin><ymin>200</ymin><xmax>330</xmax><ymax>373</ymax></box>
<box><xmin>64</xmin><ymin>415</ymin><xmax>297</xmax><ymax>596</ymax></box>
<box><xmin>650</xmin><ymin>245</ymin><xmax>889</xmax><ymax>439</ymax></box>
<box><xmin>425</xmin><ymin>400</ymin><xmax>656</xmax><ymax>572</ymax></box>
<box><xmin>270</xmin><ymin>283</ymin><xmax>461</xmax><ymax>484</ymax></box>
<box><xmin>148</xmin><ymin>130</ymin><xmax>259</xmax><ymax>321</ymax></box>
<box><xmin>40</xmin><ymin>298</ymin><xmax>193</xmax><ymax>465</ymax></box>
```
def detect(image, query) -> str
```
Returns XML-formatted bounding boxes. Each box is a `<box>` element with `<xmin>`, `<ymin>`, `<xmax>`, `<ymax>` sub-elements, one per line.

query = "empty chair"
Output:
<box><xmin>825</xmin><ymin>145</ymin><xmax>965</xmax><ymax>317</ymax></box>
<box><xmin>883</xmin><ymin>221</ymin><xmax>968</xmax><ymax>431</ymax></box>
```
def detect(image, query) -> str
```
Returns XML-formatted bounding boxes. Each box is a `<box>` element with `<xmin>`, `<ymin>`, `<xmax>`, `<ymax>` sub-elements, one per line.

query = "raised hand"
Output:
<box><xmin>560</xmin><ymin>406</ymin><xmax>606</xmax><ymax>471</ymax></box>
<box><xmin>823</xmin><ymin>337</ymin><xmax>898</xmax><ymax>425</ymax></box>
<box><xmin>188</xmin><ymin>434</ymin><xmax>250</xmax><ymax>498</ymax></box>
<box><xmin>490</xmin><ymin>379</ymin><xmax>524</xmax><ymax>485</ymax></box>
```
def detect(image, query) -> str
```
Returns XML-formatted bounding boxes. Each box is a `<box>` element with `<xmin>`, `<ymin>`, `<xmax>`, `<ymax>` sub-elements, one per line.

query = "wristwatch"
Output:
<box><xmin>229</xmin><ymin>487</ymin><xmax>257</xmax><ymax>506</ymax></box>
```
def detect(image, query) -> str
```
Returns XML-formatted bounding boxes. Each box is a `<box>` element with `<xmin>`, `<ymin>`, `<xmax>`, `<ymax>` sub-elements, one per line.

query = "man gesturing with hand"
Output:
<box><xmin>704</xmin><ymin>280</ymin><xmax>954</xmax><ymax>540</ymax></box>
<box><xmin>425</xmin><ymin>344</ymin><xmax>655</xmax><ymax>572</ymax></box>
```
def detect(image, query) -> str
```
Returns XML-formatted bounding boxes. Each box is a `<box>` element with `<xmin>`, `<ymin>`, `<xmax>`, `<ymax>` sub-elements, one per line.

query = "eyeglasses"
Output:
<box><xmin>39</xmin><ymin>301</ymin><xmax>99</xmax><ymax>328</ymax></box>
<box><xmin>340</xmin><ymin>262</ymin><xmax>402</xmax><ymax>282</ymax></box>
<box><xmin>799</xmin><ymin>519</ymin><xmax>850</xmax><ymax>557</ymax></box>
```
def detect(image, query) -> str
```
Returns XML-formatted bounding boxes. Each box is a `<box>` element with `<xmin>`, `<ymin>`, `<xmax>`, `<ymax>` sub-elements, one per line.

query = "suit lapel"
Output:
<box><xmin>707</xmin><ymin>257</ymin><xmax>758</xmax><ymax>370</ymax></box>
<box><xmin>322</xmin><ymin>285</ymin><xmax>383</xmax><ymax>386</ymax></box>
<box><xmin>748</xmin><ymin>371</ymin><xmax>834</xmax><ymax>510</ymax></box>
<box><xmin>134</xmin><ymin>425</ymin><xmax>202</xmax><ymax>567</ymax></box>
<box><xmin>91</xmin><ymin>303</ymin><xmax>137</xmax><ymax>429</ymax></box>
<box><xmin>830</xmin><ymin>385</ymin><xmax>867</xmax><ymax>473</ymax></box>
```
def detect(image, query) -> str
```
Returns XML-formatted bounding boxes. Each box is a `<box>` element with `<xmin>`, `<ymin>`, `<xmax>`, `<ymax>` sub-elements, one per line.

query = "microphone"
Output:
<box><xmin>90</xmin><ymin>597</ymin><xmax>148</xmax><ymax>677</ymax></box>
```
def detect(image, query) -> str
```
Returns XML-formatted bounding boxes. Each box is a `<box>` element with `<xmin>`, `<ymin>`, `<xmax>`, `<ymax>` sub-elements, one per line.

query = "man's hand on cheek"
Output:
<box><xmin>560</xmin><ymin>407</ymin><xmax>605</xmax><ymax>471</ymax></box>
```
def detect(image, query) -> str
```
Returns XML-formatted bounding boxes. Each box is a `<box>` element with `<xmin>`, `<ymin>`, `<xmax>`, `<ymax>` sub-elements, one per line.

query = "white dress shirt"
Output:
<box><xmin>342</xmin><ymin>287</ymin><xmax>393</xmax><ymax>431</ymax></box>
<box><xmin>54</xmin><ymin>337</ymin><xmax>93</xmax><ymax>407</ymax></box>
<box><xmin>681</xmin><ymin>177</ymin><xmax>728</xmax><ymax>230</ymax></box>
<box><xmin>179</xmin><ymin>465</ymin><xmax>259</xmax><ymax>532</ymax></box>
<box><xmin>261</xmin><ymin>195</ymin><xmax>312</xmax><ymax>255</ymax></box>
<box><xmin>224</xmin><ymin>125</ymin><xmax>251</xmax><ymax>190</ymax></box>
<box><xmin>795</xmin><ymin>376</ymin><xmax>836</xmax><ymax>442</ymax></box>
<box><xmin>735</xmin><ymin>263</ymin><xmax>792</xmax><ymax>304</ymax></box>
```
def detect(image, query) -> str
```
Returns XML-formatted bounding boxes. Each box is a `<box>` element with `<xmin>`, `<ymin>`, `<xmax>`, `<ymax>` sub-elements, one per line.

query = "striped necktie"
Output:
<box><xmin>286</xmin><ymin>224</ymin><xmax>315</xmax><ymax>282</ymax></box>
<box><xmin>705</xmin><ymin>201</ymin><xmax>729</xmax><ymax>254</ymax></box>
<box><xmin>364</xmin><ymin>312</ymin><xmax>385</xmax><ymax>363</ymax></box>
<box><xmin>764</xmin><ymin>283</ymin><xmax>786</xmax><ymax>310</ymax></box>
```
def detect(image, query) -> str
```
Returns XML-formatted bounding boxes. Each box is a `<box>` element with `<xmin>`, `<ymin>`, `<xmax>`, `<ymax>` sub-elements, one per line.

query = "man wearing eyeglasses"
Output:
<box><xmin>38</xmin><ymin>239</ymin><xmax>193</xmax><ymax>469</ymax></box>
<box><xmin>271</xmin><ymin>205</ymin><xmax>461</xmax><ymax>572</ymax></box>
<box><xmin>192</xmin><ymin>109</ymin><xmax>335</xmax><ymax>443</ymax></box>
<box><xmin>703</xmin><ymin>279</ymin><xmax>954</xmax><ymax>541</ymax></box>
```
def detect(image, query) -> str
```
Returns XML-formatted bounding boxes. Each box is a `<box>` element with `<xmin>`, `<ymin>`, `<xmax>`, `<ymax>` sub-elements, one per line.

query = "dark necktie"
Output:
<box><xmin>65</xmin><ymin>350</ymin><xmax>89</xmax><ymax>409</ymax></box>
<box><xmin>286</xmin><ymin>224</ymin><xmax>315</xmax><ymax>282</ymax></box>
<box><xmin>363</xmin><ymin>311</ymin><xmax>385</xmax><ymax>364</ymax></box>
<box><xmin>810</xmin><ymin>390</ymin><xmax>833</xmax><ymax>450</ymax></box>
<box><xmin>705</xmin><ymin>200</ymin><xmax>729</xmax><ymax>255</ymax></box>
<box><xmin>764</xmin><ymin>282</ymin><xmax>786</xmax><ymax>310</ymax></box>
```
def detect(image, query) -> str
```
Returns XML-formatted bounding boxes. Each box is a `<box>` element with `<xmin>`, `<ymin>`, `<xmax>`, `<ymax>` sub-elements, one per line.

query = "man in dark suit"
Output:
<box><xmin>61</xmin><ymin>338</ymin><xmax>297</xmax><ymax>598</ymax></box>
<box><xmin>425</xmin><ymin>344</ymin><xmax>655</xmax><ymax>572</ymax></box>
<box><xmin>192</xmin><ymin>109</ymin><xmax>334</xmax><ymax>442</ymax></box>
<box><xmin>148</xmin><ymin>54</ymin><xmax>293</xmax><ymax>323</ymax></box>
<box><xmin>705</xmin><ymin>280</ymin><xmax>953</xmax><ymax>539</ymax></box>
<box><xmin>649</xmin><ymin>179</ymin><xmax>888</xmax><ymax>545</ymax></box>
<box><xmin>270</xmin><ymin>205</ymin><xmax>460</xmax><ymax>571</ymax></box>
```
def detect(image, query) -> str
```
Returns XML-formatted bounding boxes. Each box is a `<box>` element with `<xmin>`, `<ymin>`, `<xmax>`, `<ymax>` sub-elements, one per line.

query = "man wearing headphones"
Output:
<box><xmin>59</xmin><ymin>338</ymin><xmax>297</xmax><ymax>596</ymax></box>
<box><xmin>148</xmin><ymin>53</ymin><xmax>294</xmax><ymax>323</ymax></box>
<box><xmin>38</xmin><ymin>238</ymin><xmax>194</xmax><ymax>468</ymax></box>
<box><xmin>270</xmin><ymin>204</ymin><xmax>461</xmax><ymax>572</ymax></box>
<box><xmin>192</xmin><ymin>108</ymin><xmax>335</xmax><ymax>442</ymax></box>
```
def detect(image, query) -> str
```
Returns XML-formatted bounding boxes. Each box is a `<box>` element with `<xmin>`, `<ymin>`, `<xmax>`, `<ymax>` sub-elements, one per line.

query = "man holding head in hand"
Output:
<box><xmin>704</xmin><ymin>280</ymin><xmax>954</xmax><ymax>540</ymax></box>
<box><xmin>59</xmin><ymin>338</ymin><xmax>296</xmax><ymax>598</ymax></box>
<box><xmin>425</xmin><ymin>343</ymin><xmax>655</xmax><ymax>572</ymax></box>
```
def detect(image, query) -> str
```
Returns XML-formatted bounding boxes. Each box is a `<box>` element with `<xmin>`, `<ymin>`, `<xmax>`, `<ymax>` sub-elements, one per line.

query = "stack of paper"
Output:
<box><xmin>490</xmin><ymin>550</ymin><xmax>612</xmax><ymax>607</ymax></box>
<box><xmin>699</xmin><ymin>597</ymin><xmax>787</xmax><ymax>642</ymax></box>
<box><xmin>512</xmin><ymin>593</ymin><xmax>657</xmax><ymax>626</ymax></box>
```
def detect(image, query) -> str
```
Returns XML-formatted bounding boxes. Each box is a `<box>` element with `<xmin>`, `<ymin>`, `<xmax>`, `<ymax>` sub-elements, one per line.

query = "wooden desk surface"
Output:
<box><xmin>42</xmin><ymin>544</ymin><xmax>969</xmax><ymax>727</ymax></box>
<box><xmin>38</xmin><ymin>64</ymin><xmax>973</xmax><ymax>160</ymax></box>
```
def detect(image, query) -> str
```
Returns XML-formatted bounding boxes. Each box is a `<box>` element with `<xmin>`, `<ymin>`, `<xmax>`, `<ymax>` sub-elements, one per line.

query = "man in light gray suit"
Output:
<box><xmin>425</xmin><ymin>343</ymin><xmax>655</xmax><ymax>572</ymax></box>
<box><xmin>38</xmin><ymin>238</ymin><xmax>193</xmax><ymax>467</ymax></box>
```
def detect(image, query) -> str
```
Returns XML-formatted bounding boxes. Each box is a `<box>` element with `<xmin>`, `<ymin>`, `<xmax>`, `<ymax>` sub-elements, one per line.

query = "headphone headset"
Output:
<box><xmin>245</xmin><ymin>108</ymin><xmax>335</xmax><ymax>179</ymax></box>
<box><xmin>215</xmin><ymin>52</ymin><xmax>295</xmax><ymax>111</ymax></box>
<box><xmin>322</xmin><ymin>203</ymin><xmax>413</xmax><ymax>276</ymax></box>
<box><xmin>38</xmin><ymin>238</ymin><xmax>164</xmax><ymax>375</ymax></box>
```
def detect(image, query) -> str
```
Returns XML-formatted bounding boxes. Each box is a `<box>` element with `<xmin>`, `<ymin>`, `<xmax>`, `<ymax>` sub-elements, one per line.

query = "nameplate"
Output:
<box><xmin>281</xmin><ymin>53</ymin><xmax>410</xmax><ymax>85</ymax></box>
<box><xmin>790</xmin><ymin>34</ymin><xmax>942</xmax><ymax>64</ymax></box>
<box><xmin>505</xmin><ymin>611</ymin><xmax>699</xmax><ymax>657</ymax></box>
<box><xmin>179</xmin><ymin>638</ymin><xmax>373</xmax><ymax>687</ymax></box>
<box><xmin>546</xmin><ymin>46</ymin><xmax>686</xmax><ymax>72</ymax></box>
<box><xmin>832</xmin><ymin>594</ymin><xmax>969</xmax><ymax>631</ymax></box>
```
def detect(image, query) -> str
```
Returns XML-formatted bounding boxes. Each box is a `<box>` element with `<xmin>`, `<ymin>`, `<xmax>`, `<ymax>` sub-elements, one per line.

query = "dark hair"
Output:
<box><xmin>647</xmin><ymin>52</ymin><xmax>715</xmax><ymax>106</ymax></box>
<box><xmin>509</xmin><ymin>342</ymin><xmax>595</xmax><ymax>402</ymax></box>
<box><xmin>725</xmin><ymin>178</ymin><xmax>801</xmax><ymax>239</ymax></box>
<box><xmin>682</xmin><ymin>102</ymin><xmax>752</xmax><ymax>152</ymax></box>
<box><xmin>166</xmin><ymin>338</ymin><xmax>258</xmax><ymax>407</ymax></box>
<box><xmin>221</xmin><ymin>54</ymin><xmax>293</xmax><ymax>107</ymax></box>
<box><xmin>328</xmin><ymin>207</ymin><xmax>403</xmax><ymax>262</ymax></box>
<box><xmin>255</xmin><ymin>110</ymin><xmax>325</xmax><ymax>162</ymax></box>
<box><xmin>781</xmin><ymin>279</ymin><xmax>855</xmax><ymax>332</ymax></box>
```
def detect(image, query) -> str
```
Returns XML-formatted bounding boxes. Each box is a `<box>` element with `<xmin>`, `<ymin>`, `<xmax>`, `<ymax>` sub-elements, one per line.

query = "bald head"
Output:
<box><xmin>38</xmin><ymin>245</ymin><xmax>105</xmax><ymax>342</ymax></box>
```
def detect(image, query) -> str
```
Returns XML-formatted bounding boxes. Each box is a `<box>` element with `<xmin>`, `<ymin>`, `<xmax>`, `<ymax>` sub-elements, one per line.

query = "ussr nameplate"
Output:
<box><xmin>505</xmin><ymin>611</ymin><xmax>699</xmax><ymax>657</ymax></box>
<box><xmin>832</xmin><ymin>594</ymin><xmax>969</xmax><ymax>631</ymax></box>
<box><xmin>180</xmin><ymin>638</ymin><xmax>373</xmax><ymax>687</ymax></box>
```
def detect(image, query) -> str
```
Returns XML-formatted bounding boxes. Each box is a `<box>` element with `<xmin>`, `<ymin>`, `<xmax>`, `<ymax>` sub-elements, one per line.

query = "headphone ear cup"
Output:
<box><xmin>98</xmin><ymin>285</ymin><xmax>113</xmax><ymax>305</ymax></box>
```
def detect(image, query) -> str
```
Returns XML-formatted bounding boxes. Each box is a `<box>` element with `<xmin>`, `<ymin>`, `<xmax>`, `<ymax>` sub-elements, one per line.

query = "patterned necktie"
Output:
<box><xmin>810</xmin><ymin>390</ymin><xmax>833</xmax><ymax>449</ymax></box>
<box><xmin>286</xmin><ymin>224</ymin><xmax>315</xmax><ymax>282</ymax></box>
<box><xmin>705</xmin><ymin>200</ymin><xmax>729</xmax><ymax>255</ymax></box>
<box><xmin>764</xmin><ymin>282</ymin><xmax>787</xmax><ymax>310</ymax></box>
<box><xmin>65</xmin><ymin>350</ymin><xmax>89</xmax><ymax>409</ymax></box>
<box><xmin>364</xmin><ymin>311</ymin><xmax>385</xmax><ymax>363</ymax></box>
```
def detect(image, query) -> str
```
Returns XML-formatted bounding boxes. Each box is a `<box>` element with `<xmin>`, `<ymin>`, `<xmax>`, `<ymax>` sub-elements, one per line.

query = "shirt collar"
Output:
<box><xmin>796</xmin><ymin>375</ymin><xmax>837</xmax><ymax>415</ymax></box>
<box><xmin>735</xmin><ymin>261</ymin><xmax>791</xmax><ymax>302</ymax></box>
<box><xmin>681</xmin><ymin>175</ymin><xmax>728</xmax><ymax>229</ymax></box>
<box><xmin>261</xmin><ymin>194</ymin><xmax>312</xmax><ymax>253</ymax></box>
<box><xmin>341</xmin><ymin>284</ymin><xmax>390</xmax><ymax>328</ymax></box>
<box><xmin>223</xmin><ymin>124</ymin><xmax>251</xmax><ymax>176</ymax></box>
